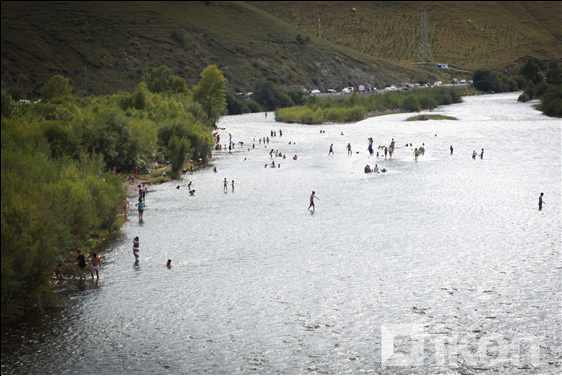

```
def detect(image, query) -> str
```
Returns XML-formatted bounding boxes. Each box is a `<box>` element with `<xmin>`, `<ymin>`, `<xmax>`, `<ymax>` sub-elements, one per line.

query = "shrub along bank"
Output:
<box><xmin>473</xmin><ymin>59</ymin><xmax>562</xmax><ymax>118</ymax></box>
<box><xmin>1</xmin><ymin>66</ymin><xmax>222</xmax><ymax>322</ymax></box>
<box><xmin>275</xmin><ymin>87</ymin><xmax>464</xmax><ymax>124</ymax></box>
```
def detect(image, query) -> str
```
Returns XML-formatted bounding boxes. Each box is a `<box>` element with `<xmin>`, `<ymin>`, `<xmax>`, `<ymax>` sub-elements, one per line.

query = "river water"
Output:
<box><xmin>1</xmin><ymin>93</ymin><xmax>560</xmax><ymax>374</ymax></box>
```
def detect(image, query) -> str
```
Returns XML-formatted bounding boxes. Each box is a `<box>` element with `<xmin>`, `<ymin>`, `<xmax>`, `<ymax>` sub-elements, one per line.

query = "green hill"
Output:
<box><xmin>1</xmin><ymin>1</ymin><xmax>560</xmax><ymax>97</ymax></box>
<box><xmin>1</xmin><ymin>1</ymin><xmax>432</xmax><ymax>97</ymax></box>
<box><xmin>250</xmin><ymin>1</ymin><xmax>562</xmax><ymax>70</ymax></box>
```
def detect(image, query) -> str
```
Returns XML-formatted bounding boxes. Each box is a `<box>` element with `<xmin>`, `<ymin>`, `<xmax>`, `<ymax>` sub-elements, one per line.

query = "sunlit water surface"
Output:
<box><xmin>1</xmin><ymin>93</ymin><xmax>561</xmax><ymax>374</ymax></box>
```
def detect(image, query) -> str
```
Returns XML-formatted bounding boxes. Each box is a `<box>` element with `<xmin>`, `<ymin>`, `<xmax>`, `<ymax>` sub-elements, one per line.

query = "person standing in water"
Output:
<box><xmin>90</xmin><ymin>253</ymin><xmax>101</xmax><ymax>280</ymax></box>
<box><xmin>539</xmin><ymin>193</ymin><xmax>544</xmax><ymax>211</ymax></box>
<box><xmin>472</xmin><ymin>150</ymin><xmax>477</xmax><ymax>159</ymax></box>
<box><xmin>231</xmin><ymin>180</ymin><xmax>235</xmax><ymax>192</ymax></box>
<box><xmin>133</xmin><ymin>237</ymin><xmax>140</xmax><ymax>262</ymax></box>
<box><xmin>347</xmin><ymin>143</ymin><xmax>352</xmax><ymax>156</ymax></box>
<box><xmin>450</xmin><ymin>145</ymin><xmax>454</xmax><ymax>155</ymax></box>
<box><xmin>480</xmin><ymin>148</ymin><xmax>484</xmax><ymax>159</ymax></box>
<box><xmin>329</xmin><ymin>144</ymin><xmax>334</xmax><ymax>155</ymax></box>
<box><xmin>224</xmin><ymin>178</ymin><xmax>228</xmax><ymax>193</ymax></box>
<box><xmin>136</xmin><ymin>200</ymin><xmax>145</xmax><ymax>221</ymax></box>
<box><xmin>76</xmin><ymin>249</ymin><xmax>86</xmax><ymax>279</ymax></box>
<box><xmin>308</xmin><ymin>191</ymin><xmax>319</xmax><ymax>211</ymax></box>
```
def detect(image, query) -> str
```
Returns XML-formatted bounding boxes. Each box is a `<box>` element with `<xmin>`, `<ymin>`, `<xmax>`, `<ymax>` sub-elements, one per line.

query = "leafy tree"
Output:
<box><xmin>41</xmin><ymin>75</ymin><xmax>72</xmax><ymax>100</ymax></box>
<box><xmin>5</xmin><ymin>87</ymin><xmax>26</xmax><ymax>101</ymax></box>
<box><xmin>254</xmin><ymin>80</ymin><xmax>294</xmax><ymax>110</ymax></box>
<box><xmin>167</xmin><ymin>136</ymin><xmax>192</xmax><ymax>173</ymax></box>
<box><xmin>1</xmin><ymin>90</ymin><xmax>19</xmax><ymax>119</ymax></box>
<box><xmin>171</xmin><ymin>77</ymin><xmax>189</xmax><ymax>94</ymax></box>
<box><xmin>402</xmin><ymin>95</ymin><xmax>420</xmax><ymax>111</ymax></box>
<box><xmin>519</xmin><ymin>59</ymin><xmax>543</xmax><ymax>84</ymax></box>
<box><xmin>192</xmin><ymin>65</ymin><xmax>227</xmax><ymax>125</ymax></box>
<box><xmin>226</xmin><ymin>90</ymin><xmax>250</xmax><ymax>115</ymax></box>
<box><xmin>131</xmin><ymin>82</ymin><xmax>151</xmax><ymax>110</ymax></box>
<box><xmin>287</xmin><ymin>88</ymin><xmax>306</xmax><ymax>105</ymax></box>
<box><xmin>142</xmin><ymin>66</ymin><xmax>175</xmax><ymax>93</ymax></box>
<box><xmin>545</xmin><ymin>60</ymin><xmax>562</xmax><ymax>86</ymax></box>
<box><xmin>473</xmin><ymin>69</ymin><xmax>494</xmax><ymax>91</ymax></box>
<box><xmin>540</xmin><ymin>84</ymin><xmax>562</xmax><ymax>117</ymax></box>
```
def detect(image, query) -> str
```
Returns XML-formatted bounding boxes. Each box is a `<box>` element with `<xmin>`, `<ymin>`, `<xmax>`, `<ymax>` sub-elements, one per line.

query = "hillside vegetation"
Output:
<box><xmin>1</xmin><ymin>1</ymin><xmax>432</xmax><ymax>97</ymax></box>
<box><xmin>250</xmin><ymin>1</ymin><xmax>562</xmax><ymax>71</ymax></box>
<box><xmin>2</xmin><ymin>2</ymin><xmax>561</xmax><ymax>98</ymax></box>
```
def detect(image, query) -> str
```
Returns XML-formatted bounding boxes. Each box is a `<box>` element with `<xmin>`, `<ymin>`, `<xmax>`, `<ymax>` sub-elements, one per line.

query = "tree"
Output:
<box><xmin>142</xmin><ymin>66</ymin><xmax>175</xmax><ymax>93</ymax></box>
<box><xmin>254</xmin><ymin>80</ymin><xmax>294</xmax><ymax>110</ymax></box>
<box><xmin>41</xmin><ymin>75</ymin><xmax>72</xmax><ymax>100</ymax></box>
<box><xmin>545</xmin><ymin>60</ymin><xmax>562</xmax><ymax>86</ymax></box>
<box><xmin>1</xmin><ymin>90</ymin><xmax>19</xmax><ymax>119</ymax></box>
<box><xmin>519</xmin><ymin>59</ymin><xmax>543</xmax><ymax>84</ymax></box>
<box><xmin>167</xmin><ymin>136</ymin><xmax>192</xmax><ymax>173</ymax></box>
<box><xmin>192</xmin><ymin>65</ymin><xmax>227</xmax><ymax>126</ymax></box>
<box><xmin>171</xmin><ymin>76</ymin><xmax>189</xmax><ymax>94</ymax></box>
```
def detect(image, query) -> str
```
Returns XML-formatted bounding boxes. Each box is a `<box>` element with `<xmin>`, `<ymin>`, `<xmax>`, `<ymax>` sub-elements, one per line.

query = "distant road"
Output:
<box><xmin>310</xmin><ymin>83</ymin><xmax>468</xmax><ymax>99</ymax></box>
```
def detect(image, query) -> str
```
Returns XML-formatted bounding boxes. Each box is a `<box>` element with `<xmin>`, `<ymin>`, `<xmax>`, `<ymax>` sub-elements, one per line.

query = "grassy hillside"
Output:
<box><xmin>2</xmin><ymin>1</ymin><xmax>560</xmax><ymax>98</ymax></box>
<box><xmin>1</xmin><ymin>1</ymin><xmax>435</xmax><ymax>97</ymax></box>
<box><xmin>250</xmin><ymin>1</ymin><xmax>562</xmax><ymax>70</ymax></box>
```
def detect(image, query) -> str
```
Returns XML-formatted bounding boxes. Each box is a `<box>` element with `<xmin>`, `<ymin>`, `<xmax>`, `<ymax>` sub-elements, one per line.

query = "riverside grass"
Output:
<box><xmin>276</xmin><ymin>87</ymin><xmax>464</xmax><ymax>124</ymax></box>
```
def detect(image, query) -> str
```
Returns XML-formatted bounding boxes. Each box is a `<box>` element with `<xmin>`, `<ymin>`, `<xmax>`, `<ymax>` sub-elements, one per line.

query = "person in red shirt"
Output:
<box><xmin>134</xmin><ymin>166</ymin><xmax>138</xmax><ymax>176</ymax></box>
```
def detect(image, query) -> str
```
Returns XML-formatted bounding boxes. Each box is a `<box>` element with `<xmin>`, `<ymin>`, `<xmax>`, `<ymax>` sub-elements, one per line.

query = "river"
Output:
<box><xmin>1</xmin><ymin>92</ymin><xmax>560</xmax><ymax>374</ymax></box>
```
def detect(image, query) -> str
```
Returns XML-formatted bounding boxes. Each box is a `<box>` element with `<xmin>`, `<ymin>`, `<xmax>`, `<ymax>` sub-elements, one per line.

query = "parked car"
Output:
<box><xmin>17</xmin><ymin>99</ymin><xmax>32</xmax><ymax>105</ymax></box>
<box><xmin>434</xmin><ymin>81</ymin><xmax>442</xmax><ymax>86</ymax></box>
<box><xmin>245</xmin><ymin>92</ymin><xmax>254</xmax><ymax>99</ymax></box>
<box><xmin>326</xmin><ymin>89</ymin><xmax>336</xmax><ymax>94</ymax></box>
<box><xmin>452</xmin><ymin>78</ymin><xmax>459</xmax><ymax>85</ymax></box>
<box><xmin>460</xmin><ymin>79</ymin><xmax>467</xmax><ymax>84</ymax></box>
<box><xmin>341</xmin><ymin>88</ymin><xmax>352</xmax><ymax>94</ymax></box>
<box><xmin>310</xmin><ymin>89</ymin><xmax>321</xmax><ymax>95</ymax></box>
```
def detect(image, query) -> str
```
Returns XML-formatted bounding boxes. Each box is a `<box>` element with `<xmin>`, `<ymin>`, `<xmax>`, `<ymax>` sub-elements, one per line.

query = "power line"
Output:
<box><xmin>417</xmin><ymin>2</ymin><xmax>434</xmax><ymax>64</ymax></box>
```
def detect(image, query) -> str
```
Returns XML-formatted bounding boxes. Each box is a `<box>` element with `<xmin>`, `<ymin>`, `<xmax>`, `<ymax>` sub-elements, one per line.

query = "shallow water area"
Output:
<box><xmin>1</xmin><ymin>93</ymin><xmax>561</xmax><ymax>374</ymax></box>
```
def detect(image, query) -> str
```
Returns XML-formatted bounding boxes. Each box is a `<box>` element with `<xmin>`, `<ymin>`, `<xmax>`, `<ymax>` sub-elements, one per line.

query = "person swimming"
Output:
<box><xmin>166</xmin><ymin>259</ymin><xmax>172</xmax><ymax>268</ymax></box>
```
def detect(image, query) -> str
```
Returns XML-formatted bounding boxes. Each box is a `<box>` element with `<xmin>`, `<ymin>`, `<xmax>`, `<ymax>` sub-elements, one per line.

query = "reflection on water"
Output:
<box><xmin>1</xmin><ymin>93</ymin><xmax>560</xmax><ymax>374</ymax></box>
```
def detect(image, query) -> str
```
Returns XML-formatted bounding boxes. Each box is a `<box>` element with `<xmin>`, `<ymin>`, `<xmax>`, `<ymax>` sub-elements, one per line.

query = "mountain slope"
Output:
<box><xmin>249</xmin><ymin>1</ymin><xmax>562</xmax><ymax>70</ymax></box>
<box><xmin>1</xmin><ymin>1</ymin><xmax>433</xmax><ymax>96</ymax></box>
<box><xmin>2</xmin><ymin>1</ymin><xmax>560</xmax><ymax>97</ymax></box>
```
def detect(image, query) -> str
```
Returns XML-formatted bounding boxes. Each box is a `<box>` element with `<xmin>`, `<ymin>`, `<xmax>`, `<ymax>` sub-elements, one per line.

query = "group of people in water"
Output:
<box><xmin>55</xmin><ymin>116</ymin><xmax>548</xmax><ymax>282</ymax></box>
<box><xmin>55</xmin><ymin>249</ymin><xmax>102</xmax><ymax>280</ymax></box>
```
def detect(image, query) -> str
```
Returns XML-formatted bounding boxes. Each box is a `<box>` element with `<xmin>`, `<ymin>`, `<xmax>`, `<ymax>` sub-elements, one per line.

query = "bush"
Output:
<box><xmin>247</xmin><ymin>100</ymin><xmax>261</xmax><ymax>113</ymax></box>
<box><xmin>275</xmin><ymin>87</ymin><xmax>464</xmax><ymax>124</ymax></box>
<box><xmin>253</xmin><ymin>80</ymin><xmax>296</xmax><ymax>110</ymax></box>
<box><xmin>402</xmin><ymin>96</ymin><xmax>420</xmax><ymax>111</ymax></box>
<box><xmin>540</xmin><ymin>85</ymin><xmax>562</xmax><ymax>117</ymax></box>
<box><xmin>167</xmin><ymin>136</ymin><xmax>192</xmax><ymax>173</ymax></box>
<box><xmin>226</xmin><ymin>90</ymin><xmax>250</xmax><ymax>115</ymax></box>
<box><xmin>41</xmin><ymin>75</ymin><xmax>72</xmax><ymax>100</ymax></box>
<box><xmin>518</xmin><ymin>93</ymin><xmax>531</xmax><ymax>102</ymax></box>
